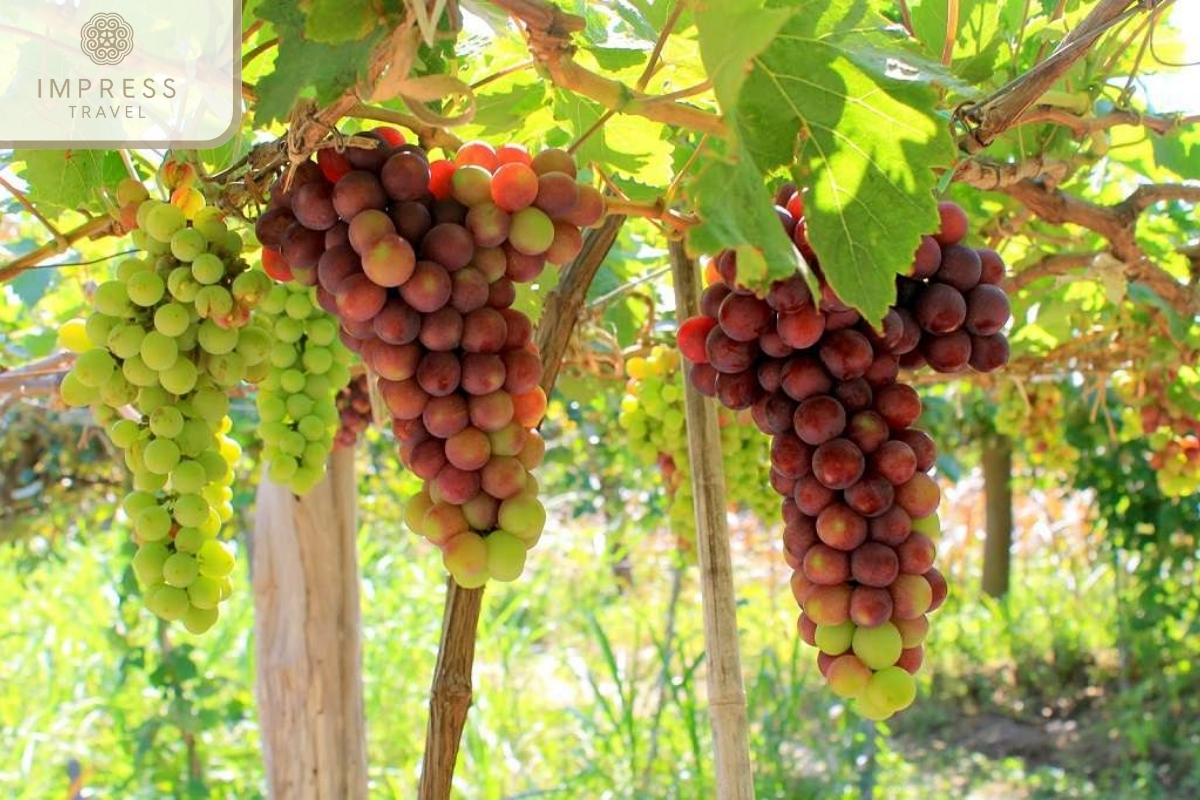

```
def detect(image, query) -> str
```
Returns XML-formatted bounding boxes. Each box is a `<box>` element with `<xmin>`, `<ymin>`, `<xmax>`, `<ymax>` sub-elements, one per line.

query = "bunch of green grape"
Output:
<box><xmin>618</xmin><ymin>345</ymin><xmax>774</xmax><ymax>549</ymax></box>
<box><xmin>249</xmin><ymin>280</ymin><xmax>354</xmax><ymax>493</ymax></box>
<box><xmin>993</xmin><ymin>379</ymin><xmax>1080</xmax><ymax>477</ymax></box>
<box><xmin>58</xmin><ymin>185</ymin><xmax>271</xmax><ymax>633</ymax></box>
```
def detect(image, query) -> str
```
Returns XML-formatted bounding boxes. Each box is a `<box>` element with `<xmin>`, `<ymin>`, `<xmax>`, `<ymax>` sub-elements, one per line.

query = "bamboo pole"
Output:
<box><xmin>668</xmin><ymin>239</ymin><xmax>755</xmax><ymax>798</ymax></box>
<box><xmin>252</xmin><ymin>446</ymin><xmax>368</xmax><ymax>800</ymax></box>
<box><xmin>417</xmin><ymin>215</ymin><xmax>626</xmax><ymax>799</ymax></box>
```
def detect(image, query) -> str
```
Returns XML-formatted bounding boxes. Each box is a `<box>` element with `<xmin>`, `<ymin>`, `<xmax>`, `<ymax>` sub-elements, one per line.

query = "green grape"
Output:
<box><xmin>260</xmin><ymin>421</ymin><xmax>287</xmax><ymax>443</ymax></box>
<box><xmin>279</xmin><ymin>430</ymin><xmax>306</xmax><ymax>457</ymax></box>
<box><xmin>170</xmin><ymin>228</ymin><xmax>207</xmax><ymax>262</ymax></box>
<box><xmin>93</xmin><ymin>280</ymin><xmax>134</xmax><ymax>317</ymax></box>
<box><xmin>175</xmin><ymin>419</ymin><xmax>211</xmax><ymax>457</ymax></box>
<box><xmin>302</xmin><ymin>346</ymin><xmax>333</xmax><ymax>374</ymax></box>
<box><xmin>169</xmin><ymin>460</ymin><xmax>208</xmax><ymax>494</ymax></box>
<box><xmin>236</xmin><ymin>325</ymin><xmax>272</xmax><ymax>365</ymax></box>
<box><xmin>123</xmin><ymin>490</ymin><xmax>158</xmax><ymax>518</ymax></box>
<box><xmin>108</xmin><ymin>418</ymin><xmax>141</xmax><ymax>448</ymax></box>
<box><xmin>216</xmin><ymin>230</ymin><xmax>242</xmax><ymax>257</ymax></box>
<box><xmin>167</xmin><ymin>267</ymin><xmax>201</xmax><ymax>303</ymax></box>
<box><xmin>99</xmin><ymin>372</ymin><xmax>139</xmax><ymax>407</ymax></box>
<box><xmin>297</xmin><ymin>415</ymin><xmax>327</xmax><ymax>441</ymax></box>
<box><xmin>140</xmin><ymin>331</ymin><xmax>179</xmax><ymax>371</ymax></box>
<box><xmin>206</xmin><ymin>352</ymin><xmax>245</xmax><ymax>387</ymax></box>
<box><xmin>144</xmin><ymin>202</ymin><xmax>186</xmax><ymax>243</ymax></box>
<box><xmin>135</xmin><ymin>505</ymin><xmax>173</xmax><ymax>542</ymax></box>
<box><xmin>260</xmin><ymin>285</ymin><xmax>288</xmax><ymax>315</ymax></box>
<box><xmin>72</xmin><ymin>348</ymin><xmax>116</xmax><ymax>387</ymax></box>
<box><xmin>187</xmin><ymin>576</ymin><xmax>223</xmax><ymax>609</ymax></box>
<box><xmin>284</xmin><ymin>292</ymin><xmax>312</xmax><ymax>320</ymax></box>
<box><xmin>304</xmin><ymin>374</ymin><xmax>332</xmax><ymax>400</ymax></box>
<box><xmin>280</xmin><ymin>370</ymin><xmax>305</xmax><ymax>393</ymax></box>
<box><xmin>85</xmin><ymin>313</ymin><xmax>119</xmax><ymax>347</ymax></box>
<box><xmin>197</xmin><ymin>320</ymin><xmax>238</xmax><ymax>354</ymax></box>
<box><xmin>127</xmin><ymin>270</ymin><xmax>166</xmax><ymax>307</ymax></box>
<box><xmin>305</xmin><ymin>317</ymin><xmax>337</xmax><ymax>346</ymax></box>
<box><xmin>196</xmin><ymin>539</ymin><xmax>235</xmax><ymax>578</ymax></box>
<box><xmin>58</xmin><ymin>318</ymin><xmax>92</xmax><ymax>353</ymax></box>
<box><xmin>122</xmin><ymin>354</ymin><xmax>159</xmax><ymax>388</ymax></box>
<box><xmin>159</xmin><ymin>358</ymin><xmax>199</xmax><ymax>395</ymax></box>
<box><xmin>135</xmin><ymin>386</ymin><xmax>171</xmax><ymax>415</ymax></box>
<box><xmin>182</xmin><ymin>604</ymin><xmax>219</xmax><ymax>634</ymax></box>
<box><xmin>267</xmin><ymin>456</ymin><xmax>298</xmax><ymax>483</ymax></box>
<box><xmin>190</xmin><ymin>253</ymin><xmax>225</xmax><ymax>284</ymax></box>
<box><xmin>269</xmin><ymin>342</ymin><xmax>298</xmax><ymax>369</ymax></box>
<box><xmin>174</xmin><ymin>527</ymin><xmax>207</xmax><ymax>553</ymax></box>
<box><xmin>154</xmin><ymin>302</ymin><xmax>191</xmax><ymax>336</ymax></box>
<box><xmin>144</xmin><ymin>438</ymin><xmax>182</xmax><ymax>475</ymax></box>
<box><xmin>107</xmin><ymin>323</ymin><xmax>146</xmax><ymax>359</ymax></box>
<box><xmin>285</xmin><ymin>394</ymin><xmax>314</xmax><ymax>419</ymax></box>
<box><xmin>232</xmin><ymin>270</ymin><xmax>271</xmax><ymax>305</ymax></box>
<box><xmin>192</xmin><ymin>207</ymin><xmax>226</xmax><ymax>241</ymax></box>
<box><xmin>258</xmin><ymin>394</ymin><xmax>286</xmax><ymax>422</ymax></box>
<box><xmin>163</xmin><ymin>552</ymin><xmax>200</xmax><ymax>587</ymax></box>
<box><xmin>133</xmin><ymin>469</ymin><xmax>169</xmax><ymax>492</ymax></box>
<box><xmin>274</xmin><ymin>317</ymin><xmax>304</xmax><ymax>343</ymax></box>
<box><xmin>172</xmin><ymin>493</ymin><xmax>210</xmax><ymax>528</ymax></box>
<box><xmin>194</xmin><ymin>285</ymin><xmax>233</xmax><ymax>320</ymax></box>
<box><xmin>145</xmin><ymin>585</ymin><xmax>189</xmax><ymax>621</ymax></box>
<box><xmin>149</xmin><ymin>406</ymin><xmax>184</xmax><ymax>439</ymax></box>
<box><xmin>59</xmin><ymin>372</ymin><xmax>98</xmax><ymax>407</ymax></box>
<box><xmin>132</xmin><ymin>542</ymin><xmax>171</xmax><ymax>585</ymax></box>
<box><xmin>198</xmin><ymin>450</ymin><xmax>230</xmax><ymax>483</ymax></box>
<box><xmin>116</xmin><ymin>256</ymin><xmax>150</xmax><ymax>281</ymax></box>
<box><xmin>191</xmin><ymin>387</ymin><xmax>229</xmax><ymax>424</ymax></box>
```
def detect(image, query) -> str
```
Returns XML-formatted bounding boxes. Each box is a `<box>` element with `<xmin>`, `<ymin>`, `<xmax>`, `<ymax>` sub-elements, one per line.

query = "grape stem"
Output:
<box><xmin>488</xmin><ymin>0</ymin><xmax>727</xmax><ymax>138</ymax></box>
<box><xmin>603</xmin><ymin>198</ymin><xmax>697</xmax><ymax>232</ymax></box>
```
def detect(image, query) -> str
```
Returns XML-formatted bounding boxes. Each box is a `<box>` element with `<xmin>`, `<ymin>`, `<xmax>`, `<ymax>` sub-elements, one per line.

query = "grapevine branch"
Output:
<box><xmin>0</xmin><ymin>216</ymin><xmax>116</xmax><ymax>284</ymax></box>
<box><xmin>998</xmin><ymin>179</ymin><xmax>1200</xmax><ymax>315</ymax></box>
<box><xmin>952</xmin><ymin>155</ymin><xmax>1072</xmax><ymax>190</ymax></box>
<box><xmin>487</xmin><ymin>0</ymin><xmax>726</xmax><ymax>137</ymax></box>
<box><xmin>1006</xmin><ymin>252</ymin><xmax>1102</xmax><ymax>292</ymax></box>
<box><xmin>418</xmin><ymin>215</ymin><xmax>625</xmax><ymax>800</ymax></box>
<box><xmin>958</xmin><ymin>0</ymin><xmax>1154</xmax><ymax>152</ymax></box>
<box><xmin>1012</xmin><ymin>106</ymin><xmax>1200</xmax><ymax>138</ymax></box>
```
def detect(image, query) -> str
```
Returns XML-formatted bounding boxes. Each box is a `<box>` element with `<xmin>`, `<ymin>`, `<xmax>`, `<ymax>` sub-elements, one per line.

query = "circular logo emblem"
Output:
<box><xmin>80</xmin><ymin>13</ymin><xmax>134</xmax><ymax>66</ymax></box>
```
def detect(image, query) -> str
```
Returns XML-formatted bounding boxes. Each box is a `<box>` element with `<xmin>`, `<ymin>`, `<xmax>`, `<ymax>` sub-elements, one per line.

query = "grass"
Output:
<box><xmin>1</xmin><ymin>451</ymin><xmax>1196</xmax><ymax>798</ymax></box>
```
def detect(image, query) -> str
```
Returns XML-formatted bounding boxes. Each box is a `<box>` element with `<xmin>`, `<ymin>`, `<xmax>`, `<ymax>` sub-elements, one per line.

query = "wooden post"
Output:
<box><xmin>669</xmin><ymin>239</ymin><xmax>755</xmax><ymax>799</ymax></box>
<box><xmin>981</xmin><ymin>436</ymin><xmax>1014</xmax><ymax>598</ymax></box>
<box><xmin>252</xmin><ymin>445</ymin><xmax>367</xmax><ymax>800</ymax></box>
<box><xmin>418</xmin><ymin>216</ymin><xmax>626</xmax><ymax>799</ymax></box>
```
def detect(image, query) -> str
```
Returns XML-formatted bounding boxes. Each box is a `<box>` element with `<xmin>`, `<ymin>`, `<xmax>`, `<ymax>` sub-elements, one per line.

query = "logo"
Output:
<box><xmin>80</xmin><ymin>13</ymin><xmax>134</xmax><ymax>66</ymax></box>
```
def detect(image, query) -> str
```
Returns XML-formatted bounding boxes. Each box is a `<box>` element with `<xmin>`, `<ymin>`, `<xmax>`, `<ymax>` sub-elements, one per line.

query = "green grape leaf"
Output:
<box><xmin>552</xmin><ymin>92</ymin><xmax>672</xmax><ymax>186</ymax></box>
<box><xmin>589</xmin><ymin>46</ymin><xmax>648</xmax><ymax>72</ymax></box>
<box><xmin>299</xmin><ymin>0</ymin><xmax>378</xmax><ymax>44</ymax></box>
<box><xmin>686</xmin><ymin>146</ymin><xmax>801</xmax><ymax>288</ymax></box>
<box><xmin>695</xmin><ymin>1</ymin><xmax>794</xmax><ymax>109</ymax></box>
<box><xmin>9</xmin><ymin>268</ymin><xmax>55</xmax><ymax>309</ymax></box>
<box><xmin>729</xmin><ymin>0</ymin><xmax>956</xmax><ymax>323</ymax></box>
<box><xmin>254</xmin><ymin>0</ymin><xmax>386</xmax><ymax>125</ymax></box>
<box><xmin>472</xmin><ymin>81</ymin><xmax>548</xmax><ymax>135</ymax></box>
<box><xmin>14</xmin><ymin>150</ymin><xmax>126</xmax><ymax>215</ymax></box>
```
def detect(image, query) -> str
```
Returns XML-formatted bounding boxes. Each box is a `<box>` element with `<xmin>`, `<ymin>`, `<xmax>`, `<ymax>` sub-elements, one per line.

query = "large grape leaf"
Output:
<box><xmin>14</xmin><ymin>150</ymin><xmax>127</xmax><ymax>215</ymax></box>
<box><xmin>688</xmin><ymin>1</ymin><xmax>800</xmax><ymax>288</ymax></box>
<box><xmin>254</xmin><ymin>0</ymin><xmax>387</xmax><ymax>125</ymax></box>
<box><xmin>734</xmin><ymin>0</ymin><xmax>956</xmax><ymax>323</ymax></box>
<box><xmin>299</xmin><ymin>0</ymin><xmax>378</xmax><ymax>44</ymax></box>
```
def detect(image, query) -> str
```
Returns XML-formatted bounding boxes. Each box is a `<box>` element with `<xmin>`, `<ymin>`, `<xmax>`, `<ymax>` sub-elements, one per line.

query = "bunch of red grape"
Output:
<box><xmin>334</xmin><ymin>373</ymin><xmax>373</xmax><ymax>449</ymax></box>
<box><xmin>676</xmin><ymin>189</ymin><xmax>1010</xmax><ymax>719</ymax></box>
<box><xmin>255</xmin><ymin>130</ymin><xmax>604</xmax><ymax>586</ymax></box>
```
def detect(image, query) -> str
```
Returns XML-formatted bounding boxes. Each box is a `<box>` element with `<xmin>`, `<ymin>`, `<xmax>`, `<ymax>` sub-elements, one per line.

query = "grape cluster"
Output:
<box><xmin>676</xmin><ymin>191</ymin><xmax>1010</xmax><ymax>719</ymax></box>
<box><xmin>618</xmin><ymin>345</ymin><xmax>774</xmax><ymax>549</ymax></box>
<box><xmin>59</xmin><ymin>187</ymin><xmax>267</xmax><ymax>633</ymax></box>
<box><xmin>1117</xmin><ymin>372</ymin><xmax>1200</xmax><ymax>496</ymax></box>
<box><xmin>249</xmin><ymin>281</ymin><xmax>354</xmax><ymax>493</ymax></box>
<box><xmin>334</xmin><ymin>373</ymin><xmax>374</xmax><ymax>449</ymax></box>
<box><xmin>255</xmin><ymin>131</ymin><xmax>604</xmax><ymax>586</ymax></box>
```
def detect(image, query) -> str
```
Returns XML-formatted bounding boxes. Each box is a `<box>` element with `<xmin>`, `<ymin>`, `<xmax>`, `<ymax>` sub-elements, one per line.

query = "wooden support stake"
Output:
<box><xmin>253</xmin><ymin>446</ymin><xmax>368</xmax><ymax>800</ymax></box>
<box><xmin>669</xmin><ymin>239</ymin><xmax>755</xmax><ymax>799</ymax></box>
<box><xmin>418</xmin><ymin>215</ymin><xmax>626</xmax><ymax>799</ymax></box>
